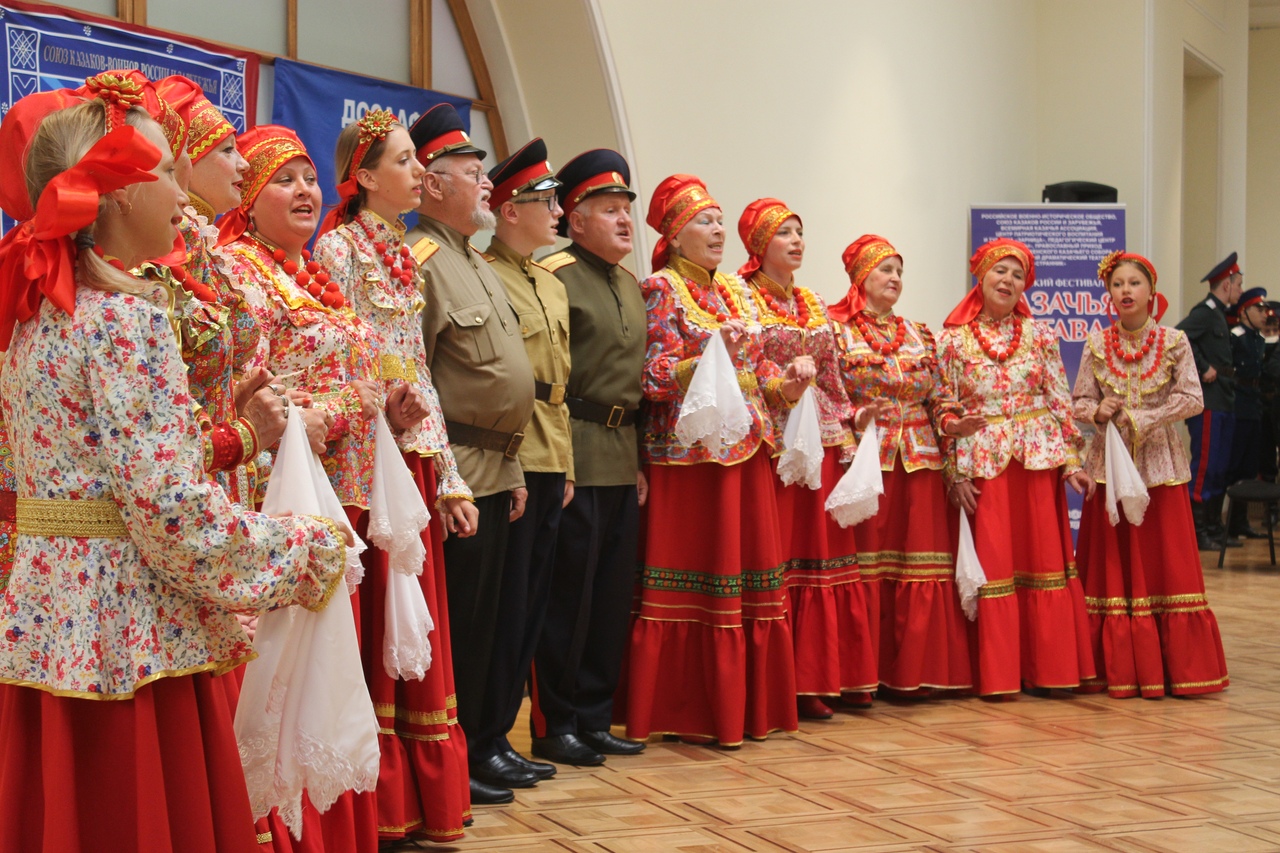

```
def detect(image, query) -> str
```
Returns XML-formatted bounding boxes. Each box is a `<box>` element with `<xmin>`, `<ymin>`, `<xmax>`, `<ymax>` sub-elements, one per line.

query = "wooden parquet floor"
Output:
<box><xmin>426</xmin><ymin>544</ymin><xmax>1280</xmax><ymax>852</ymax></box>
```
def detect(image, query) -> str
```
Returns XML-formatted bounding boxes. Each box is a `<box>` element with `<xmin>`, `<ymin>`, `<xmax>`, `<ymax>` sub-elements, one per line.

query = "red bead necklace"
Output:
<box><xmin>356</xmin><ymin>217</ymin><xmax>414</xmax><ymax>286</ymax></box>
<box><xmin>689</xmin><ymin>277</ymin><xmax>740</xmax><ymax>323</ymax></box>
<box><xmin>1105</xmin><ymin>323</ymin><xmax>1164</xmax><ymax>381</ymax></box>
<box><xmin>169</xmin><ymin>264</ymin><xmax>218</xmax><ymax>302</ymax></box>
<box><xmin>91</xmin><ymin>244</ymin><xmax>126</xmax><ymax>271</ymax></box>
<box><xmin>969</xmin><ymin>315</ymin><xmax>1023</xmax><ymax>362</ymax></box>
<box><xmin>853</xmin><ymin>310</ymin><xmax>907</xmax><ymax>355</ymax></box>
<box><xmin>271</xmin><ymin>247</ymin><xmax>345</xmax><ymax>309</ymax></box>
<box><xmin>758</xmin><ymin>286</ymin><xmax>813</xmax><ymax>328</ymax></box>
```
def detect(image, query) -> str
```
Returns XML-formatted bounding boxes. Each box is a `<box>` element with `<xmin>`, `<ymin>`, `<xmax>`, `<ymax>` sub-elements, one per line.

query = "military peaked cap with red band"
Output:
<box><xmin>408</xmin><ymin>103</ymin><xmax>486</xmax><ymax>163</ymax></box>
<box><xmin>553</xmin><ymin>148</ymin><xmax>633</xmax><ymax>237</ymax></box>
<box><xmin>1203</xmin><ymin>251</ymin><xmax>1240</xmax><ymax>285</ymax></box>
<box><xmin>486</xmin><ymin>137</ymin><xmax>560</xmax><ymax>210</ymax></box>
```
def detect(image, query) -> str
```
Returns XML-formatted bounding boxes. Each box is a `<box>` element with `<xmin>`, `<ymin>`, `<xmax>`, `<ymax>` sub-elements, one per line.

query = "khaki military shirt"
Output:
<box><xmin>485</xmin><ymin>237</ymin><xmax>574</xmax><ymax>478</ymax></box>
<box><xmin>410</xmin><ymin>216</ymin><xmax>535</xmax><ymax>497</ymax></box>
<box><xmin>543</xmin><ymin>243</ymin><xmax>646</xmax><ymax>486</ymax></box>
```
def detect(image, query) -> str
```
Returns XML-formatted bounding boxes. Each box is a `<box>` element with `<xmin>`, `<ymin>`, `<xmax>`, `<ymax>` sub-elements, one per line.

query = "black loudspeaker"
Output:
<box><xmin>1041</xmin><ymin>181</ymin><xmax>1118</xmax><ymax>203</ymax></box>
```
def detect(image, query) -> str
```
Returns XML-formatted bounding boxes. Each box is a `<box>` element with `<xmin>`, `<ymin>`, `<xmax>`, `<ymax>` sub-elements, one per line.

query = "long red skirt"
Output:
<box><xmin>624</xmin><ymin>450</ymin><xmax>798</xmax><ymax>745</ymax></box>
<box><xmin>776</xmin><ymin>446</ymin><xmax>876</xmax><ymax>696</ymax></box>
<box><xmin>357</xmin><ymin>453</ymin><xmax>470</xmax><ymax>843</ymax></box>
<box><xmin>0</xmin><ymin>672</ymin><xmax>259</xmax><ymax>853</ymax></box>
<box><xmin>855</xmin><ymin>461</ymin><xmax>972</xmax><ymax>690</ymax></box>
<box><xmin>1075</xmin><ymin>485</ymin><xmax>1228</xmax><ymax>698</ymax></box>
<box><xmin>969</xmin><ymin>461</ymin><xmax>1095</xmax><ymax>695</ymax></box>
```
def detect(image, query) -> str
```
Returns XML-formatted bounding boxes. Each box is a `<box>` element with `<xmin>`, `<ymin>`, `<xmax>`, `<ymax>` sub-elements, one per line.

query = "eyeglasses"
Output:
<box><xmin>513</xmin><ymin>194</ymin><xmax>558</xmax><ymax>211</ymax></box>
<box><xmin>438</xmin><ymin>167</ymin><xmax>486</xmax><ymax>184</ymax></box>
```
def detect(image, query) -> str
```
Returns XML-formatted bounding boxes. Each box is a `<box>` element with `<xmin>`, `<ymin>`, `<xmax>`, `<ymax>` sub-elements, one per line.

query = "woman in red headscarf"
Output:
<box><xmin>1072</xmin><ymin>252</ymin><xmax>1227</xmax><ymax>698</ymax></box>
<box><xmin>830</xmin><ymin>235</ymin><xmax>985</xmax><ymax>697</ymax></box>
<box><xmin>0</xmin><ymin>90</ymin><xmax>347</xmax><ymax>853</ymax></box>
<box><xmin>622</xmin><ymin>175</ymin><xmax>813</xmax><ymax>747</ymax></box>
<box><xmin>936</xmin><ymin>238</ymin><xmax>1095</xmax><ymax>697</ymax></box>
<box><xmin>736</xmin><ymin>200</ymin><xmax>874</xmax><ymax>719</ymax></box>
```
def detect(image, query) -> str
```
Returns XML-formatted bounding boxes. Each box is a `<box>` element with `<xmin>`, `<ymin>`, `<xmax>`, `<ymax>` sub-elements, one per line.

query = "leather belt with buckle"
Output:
<box><xmin>445</xmin><ymin>421</ymin><xmax>525</xmax><ymax>458</ymax></box>
<box><xmin>566</xmin><ymin>396</ymin><xmax>638</xmax><ymax>428</ymax></box>
<box><xmin>534</xmin><ymin>381</ymin><xmax>567</xmax><ymax>405</ymax></box>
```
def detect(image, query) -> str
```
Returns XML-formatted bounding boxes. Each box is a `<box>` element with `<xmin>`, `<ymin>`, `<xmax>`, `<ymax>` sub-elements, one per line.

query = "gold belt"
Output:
<box><xmin>16</xmin><ymin>498</ymin><xmax>128</xmax><ymax>538</ymax></box>
<box><xmin>984</xmin><ymin>406</ymin><xmax>1049</xmax><ymax>425</ymax></box>
<box><xmin>380</xmin><ymin>353</ymin><xmax>419</xmax><ymax>383</ymax></box>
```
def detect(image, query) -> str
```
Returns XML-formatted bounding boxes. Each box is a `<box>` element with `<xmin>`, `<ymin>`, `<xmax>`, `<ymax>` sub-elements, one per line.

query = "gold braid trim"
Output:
<box><xmin>303</xmin><ymin>516</ymin><xmax>349</xmax><ymax>613</ymax></box>
<box><xmin>16</xmin><ymin>498</ymin><xmax>127</xmax><ymax>538</ymax></box>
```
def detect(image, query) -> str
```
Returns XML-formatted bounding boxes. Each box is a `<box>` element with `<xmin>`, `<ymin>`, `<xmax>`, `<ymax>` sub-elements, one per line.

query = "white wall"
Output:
<box><xmin>1248</xmin><ymin>25</ymin><xmax>1280</xmax><ymax>296</ymax></box>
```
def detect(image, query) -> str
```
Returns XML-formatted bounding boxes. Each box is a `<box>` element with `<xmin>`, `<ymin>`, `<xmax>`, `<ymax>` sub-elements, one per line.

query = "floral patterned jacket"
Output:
<box><xmin>641</xmin><ymin>256</ymin><xmax>790</xmax><ymax>466</ymax></box>
<box><xmin>1071</xmin><ymin>322</ymin><xmax>1203</xmax><ymax>486</ymax></box>
<box><xmin>747</xmin><ymin>273</ymin><xmax>855</xmax><ymax>451</ymax></box>
<box><xmin>223</xmin><ymin>236</ymin><xmax>382</xmax><ymax>508</ymax></box>
<box><xmin>936</xmin><ymin>315</ymin><xmax>1084</xmax><ymax>483</ymax></box>
<box><xmin>835</xmin><ymin>312</ymin><xmax>962</xmax><ymax>472</ymax></box>
<box><xmin>0</xmin><ymin>288</ymin><xmax>346</xmax><ymax>698</ymax></box>
<box><xmin>314</xmin><ymin>210</ymin><xmax>471</xmax><ymax>504</ymax></box>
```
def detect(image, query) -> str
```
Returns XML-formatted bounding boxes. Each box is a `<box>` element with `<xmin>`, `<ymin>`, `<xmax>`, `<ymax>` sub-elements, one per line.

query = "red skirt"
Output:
<box><xmin>855</xmin><ymin>461</ymin><xmax>972</xmax><ymax>690</ymax></box>
<box><xmin>968</xmin><ymin>460</ymin><xmax>1095</xmax><ymax>695</ymax></box>
<box><xmin>0</xmin><ymin>672</ymin><xmax>259</xmax><ymax>853</ymax></box>
<box><xmin>624</xmin><ymin>450</ymin><xmax>797</xmax><ymax>744</ymax></box>
<box><xmin>1075</xmin><ymin>485</ymin><xmax>1228</xmax><ymax>698</ymax></box>
<box><xmin>775</xmin><ymin>446</ymin><xmax>876</xmax><ymax>695</ymax></box>
<box><xmin>357</xmin><ymin>454</ymin><xmax>470</xmax><ymax>843</ymax></box>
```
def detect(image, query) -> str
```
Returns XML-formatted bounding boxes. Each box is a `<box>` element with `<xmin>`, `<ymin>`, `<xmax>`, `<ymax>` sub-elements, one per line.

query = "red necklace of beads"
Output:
<box><xmin>969</xmin><ymin>315</ymin><xmax>1023</xmax><ymax>362</ymax></box>
<box><xmin>91</xmin><ymin>244</ymin><xmax>126</xmax><ymax>271</ymax></box>
<box><xmin>1105</xmin><ymin>323</ymin><xmax>1164</xmax><ymax>381</ymax></box>
<box><xmin>271</xmin><ymin>247</ymin><xmax>345</xmax><ymax>309</ymax></box>
<box><xmin>356</xmin><ymin>217</ymin><xmax>414</xmax><ymax>286</ymax></box>
<box><xmin>758</xmin><ymin>286</ymin><xmax>813</xmax><ymax>327</ymax></box>
<box><xmin>169</xmin><ymin>264</ymin><xmax>218</xmax><ymax>302</ymax></box>
<box><xmin>853</xmin><ymin>310</ymin><xmax>907</xmax><ymax>355</ymax></box>
<box><xmin>689</xmin><ymin>277</ymin><xmax>740</xmax><ymax>323</ymax></box>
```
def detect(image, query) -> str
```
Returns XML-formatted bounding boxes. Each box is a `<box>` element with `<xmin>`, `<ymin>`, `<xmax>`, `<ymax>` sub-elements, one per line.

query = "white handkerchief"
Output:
<box><xmin>955</xmin><ymin>509</ymin><xmax>987</xmax><ymax>621</ymax></box>
<box><xmin>674</xmin><ymin>331</ymin><xmax>752</xmax><ymax>452</ymax></box>
<box><xmin>369</xmin><ymin>410</ymin><xmax>434</xmax><ymax>680</ymax></box>
<box><xmin>236</xmin><ymin>403</ymin><xmax>379</xmax><ymax>839</ymax></box>
<box><xmin>825</xmin><ymin>418</ymin><xmax>884</xmax><ymax>527</ymax></box>
<box><xmin>1104</xmin><ymin>420</ymin><xmax>1149</xmax><ymax>526</ymax></box>
<box><xmin>777</xmin><ymin>385</ymin><xmax>824</xmax><ymax>490</ymax></box>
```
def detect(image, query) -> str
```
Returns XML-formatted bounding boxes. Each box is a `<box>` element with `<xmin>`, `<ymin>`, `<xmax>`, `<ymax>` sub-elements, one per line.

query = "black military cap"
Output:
<box><xmin>553</xmin><ymin>148</ymin><xmax>634</xmax><ymax>236</ymax></box>
<box><xmin>408</xmin><ymin>103</ymin><xmax>486</xmax><ymax>163</ymax></box>
<box><xmin>486</xmin><ymin>137</ymin><xmax>560</xmax><ymax>209</ymax></box>
<box><xmin>1202</xmin><ymin>252</ymin><xmax>1240</xmax><ymax>285</ymax></box>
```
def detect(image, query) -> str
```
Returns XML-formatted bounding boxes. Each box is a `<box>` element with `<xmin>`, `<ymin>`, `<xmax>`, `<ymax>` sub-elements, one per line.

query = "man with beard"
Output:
<box><xmin>407</xmin><ymin>103</ymin><xmax>535</xmax><ymax>805</ymax></box>
<box><xmin>528</xmin><ymin>149</ymin><xmax>648</xmax><ymax>763</ymax></box>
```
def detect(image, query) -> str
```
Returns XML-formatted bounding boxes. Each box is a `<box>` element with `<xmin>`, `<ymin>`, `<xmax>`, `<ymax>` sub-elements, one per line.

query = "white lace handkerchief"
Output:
<box><xmin>825</xmin><ymin>418</ymin><xmax>884</xmax><ymax>527</ymax></box>
<box><xmin>235</xmin><ymin>403</ymin><xmax>379</xmax><ymax>839</ymax></box>
<box><xmin>1105</xmin><ymin>420</ymin><xmax>1149</xmax><ymax>526</ymax></box>
<box><xmin>955</xmin><ymin>509</ymin><xmax>987</xmax><ymax>621</ymax></box>
<box><xmin>777</xmin><ymin>385</ymin><xmax>823</xmax><ymax>490</ymax></box>
<box><xmin>674</xmin><ymin>331</ymin><xmax>752</xmax><ymax>452</ymax></box>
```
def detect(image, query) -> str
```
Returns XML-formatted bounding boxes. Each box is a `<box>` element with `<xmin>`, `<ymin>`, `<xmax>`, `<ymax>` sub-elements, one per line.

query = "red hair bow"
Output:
<box><xmin>0</xmin><ymin>125</ymin><xmax>161</xmax><ymax>349</ymax></box>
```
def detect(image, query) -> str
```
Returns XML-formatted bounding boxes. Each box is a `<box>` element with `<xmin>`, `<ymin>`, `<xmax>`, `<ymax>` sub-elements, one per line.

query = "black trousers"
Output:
<box><xmin>529</xmin><ymin>483</ymin><xmax>639</xmax><ymax>737</ymax></box>
<box><xmin>471</xmin><ymin>472</ymin><xmax>565</xmax><ymax>762</ymax></box>
<box><xmin>442</xmin><ymin>490</ymin><xmax>511</xmax><ymax>754</ymax></box>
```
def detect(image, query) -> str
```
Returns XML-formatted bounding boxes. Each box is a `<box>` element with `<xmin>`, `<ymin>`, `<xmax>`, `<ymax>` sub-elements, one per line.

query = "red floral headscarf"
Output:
<box><xmin>216</xmin><ymin>125</ymin><xmax>314</xmax><ymax>247</ymax></box>
<box><xmin>942</xmin><ymin>237</ymin><xmax>1036</xmax><ymax>327</ymax></box>
<box><xmin>736</xmin><ymin>197</ymin><xmax>800</xmax><ymax>280</ymax></box>
<box><xmin>646</xmin><ymin>174</ymin><xmax>718</xmax><ymax>272</ymax></box>
<box><xmin>828</xmin><ymin>234</ymin><xmax>900</xmax><ymax>323</ymax></box>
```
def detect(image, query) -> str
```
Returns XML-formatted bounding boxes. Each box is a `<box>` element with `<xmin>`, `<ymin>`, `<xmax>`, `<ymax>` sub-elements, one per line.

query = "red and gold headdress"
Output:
<box><xmin>216</xmin><ymin>125</ymin><xmax>314</xmax><ymax>246</ymax></box>
<box><xmin>943</xmin><ymin>237</ymin><xmax>1036</xmax><ymax>327</ymax></box>
<box><xmin>646</xmin><ymin>174</ymin><xmax>718</xmax><ymax>272</ymax></box>
<box><xmin>154</xmin><ymin>75</ymin><xmax>234</xmax><ymax>165</ymax></box>
<box><xmin>736</xmin><ymin>197</ymin><xmax>799</xmax><ymax>281</ymax></box>
<box><xmin>828</xmin><ymin>234</ymin><xmax>900</xmax><ymax>323</ymax></box>
<box><xmin>1098</xmin><ymin>250</ymin><xmax>1167</xmax><ymax>321</ymax></box>
<box><xmin>318</xmin><ymin>109</ymin><xmax>397</xmax><ymax>238</ymax></box>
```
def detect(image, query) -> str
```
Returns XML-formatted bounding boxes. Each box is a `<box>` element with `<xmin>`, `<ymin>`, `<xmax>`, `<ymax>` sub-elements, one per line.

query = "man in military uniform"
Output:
<box><xmin>1176</xmin><ymin>252</ymin><xmax>1244</xmax><ymax>550</ymax></box>
<box><xmin>471</xmin><ymin>138</ymin><xmax>578</xmax><ymax>783</ymax></box>
<box><xmin>406</xmin><ymin>103</ymin><xmax>536</xmax><ymax>805</ymax></box>
<box><xmin>1226</xmin><ymin>288</ymin><xmax>1280</xmax><ymax>538</ymax></box>
<box><xmin>528</xmin><ymin>149</ymin><xmax>648</xmax><ymax>764</ymax></box>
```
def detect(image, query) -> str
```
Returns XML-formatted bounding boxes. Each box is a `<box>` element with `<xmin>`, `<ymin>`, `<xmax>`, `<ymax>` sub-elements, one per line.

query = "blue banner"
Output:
<box><xmin>969</xmin><ymin>204</ymin><xmax>1127</xmax><ymax>537</ymax></box>
<box><xmin>0</xmin><ymin>2</ymin><xmax>255</xmax><ymax>128</ymax></box>
<box><xmin>272</xmin><ymin>58</ymin><xmax>471</xmax><ymax>226</ymax></box>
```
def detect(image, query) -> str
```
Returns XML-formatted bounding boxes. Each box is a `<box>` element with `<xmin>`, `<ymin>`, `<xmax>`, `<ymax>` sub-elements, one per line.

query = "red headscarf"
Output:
<box><xmin>0</xmin><ymin>125</ymin><xmax>161</xmax><ymax>348</ymax></box>
<box><xmin>317</xmin><ymin>109</ymin><xmax>398</xmax><ymax>239</ymax></box>
<box><xmin>646</xmin><ymin>174</ymin><xmax>719</xmax><ymax>272</ymax></box>
<box><xmin>154</xmin><ymin>75</ymin><xmax>234</xmax><ymax>165</ymax></box>
<box><xmin>0</xmin><ymin>89</ymin><xmax>83</xmax><ymax>220</ymax></box>
<box><xmin>828</xmin><ymin>234</ymin><xmax>900</xmax><ymax>323</ymax></box>
<box><xmin>942</xmin><ymin>237</ymin><xmax>1036</xmax><ymax>327</ymax></box>
<box><xmin>736</xmin><ymin>197</ymin><xmax>799</xmax><ymax>280</ymax></box>
<box><xmin>216</xmin><ymin>125</ymin><xmax>314</xmax><ymax>247</ymax></box>
<box><xmin>1098</xmin><ymin>249</ymin><xmax>1167</xmax><ymax>321</ymax></box>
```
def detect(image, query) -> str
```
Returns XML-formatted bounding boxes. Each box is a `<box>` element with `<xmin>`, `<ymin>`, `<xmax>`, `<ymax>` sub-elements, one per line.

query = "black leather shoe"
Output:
<box><xmin>531</xmin><ymin>733</ymin><xmax>606</xmax><ymax>766</ymax></box>
<box><xmin>1230</xmin><ymin>526</ymin><xmax>1268</xmax><ymax>539</ymax></box>
<box><xmin>470</xmin><ymin>753</ymin><xmax>538</xmax><ymax>789</ymax></box>
<box><xmin>502</xmin><ymin>749</ymin><xmax>556</xmax><ymax>779</ymax></box>
<box><xmin>579</xmin><ymin>730</ymin><xmax>646</xmax><ymax>755</ymax></box>
<box><xmin>469</xmin><ymin>777</ymin><xmax>514</xmax><ymax>805</ymax></box>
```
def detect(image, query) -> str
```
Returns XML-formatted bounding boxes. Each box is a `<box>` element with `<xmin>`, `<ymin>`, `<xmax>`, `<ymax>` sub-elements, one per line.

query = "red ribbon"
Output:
<box><xmin>316</xmin><ymin>176</ymin><xmax>359</xmax><ymax>240</ymax></box>
<box><xmin>0</xmin><ymin>126</ymin><xmax>161</xmax><ymax>349</ymax></box>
